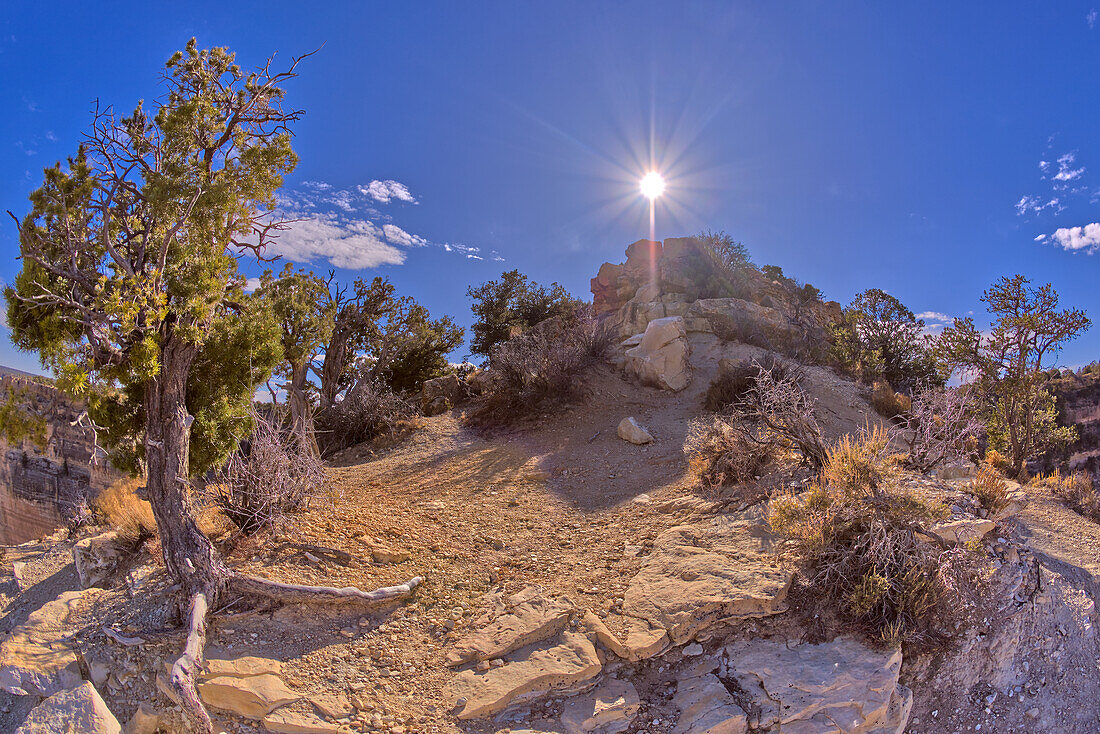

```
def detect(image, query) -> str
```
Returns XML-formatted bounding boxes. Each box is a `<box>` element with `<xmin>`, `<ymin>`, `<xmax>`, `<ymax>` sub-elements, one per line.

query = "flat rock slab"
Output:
<box><xmin>15</xmin><ymin>681</ymin><xmax>121</xmax><ymax>734</ymax></box>
<box><xmin>448</xmin><ymin>631</ymin><xmax>602</xmax><ymax>720</ymax></box>
<box><xmin>263</xmin><ymin>710</ymin><xmax>341</xmax><ymax>733</ymax></box>
<box><xmin>561</xmin><ymin>677</ymin><xmax>640</xmax><ymax>734</ymax></box>
<box><xmin>0</xmin><ymin>588</ymin><xmax>107</xmax><ymax>697</ymax></box>
<box><xmin>197</xmin><ymin>673</ymin><xmax>299</xmax><ymax>720</ymax></box>
<box><xmin>623</xmin><ymin>509</ymin><xmax>792</xmax><ymax>644</ymax></box>
<box><xmin>723</xmin><ymin>637</ymin><xmax>911</xmax><ymax>733</ymax></box>
<box><xmin>931</xmin><ymin>518</ymin><xmax>995</xmax><ymax>545</ymax></box>
<box><xmin>447</xmin><ymin>595</ymin><xmax>574</xmax><ymax>667</ymax></box>
<box><xmin>202</xmin><ymin>655</ymin><xmax>284</xmax><ymax>679</ymax></box>
<box><xmin>672</xmin><ymin>673</ymin><xmax>747</xmax><ymax>734</ymax></box>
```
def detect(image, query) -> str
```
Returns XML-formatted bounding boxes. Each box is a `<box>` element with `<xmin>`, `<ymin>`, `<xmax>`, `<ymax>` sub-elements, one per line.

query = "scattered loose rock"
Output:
<box><xmin>616</xmin><ymin>417</ymin><xmax>654</xmax><ymax>445</ymax></box>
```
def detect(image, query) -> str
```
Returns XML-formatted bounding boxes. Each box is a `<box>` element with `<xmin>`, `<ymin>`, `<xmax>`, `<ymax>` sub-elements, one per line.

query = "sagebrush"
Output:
<box><xmin>1036</xmin><ymin>470</ymin><xmax>1099</xmax><ymax>522</ymax></box>
<box><xmin>770</xmin><ymin>427</ymin><xmax>977</xmax><ymax>644</ymax></box>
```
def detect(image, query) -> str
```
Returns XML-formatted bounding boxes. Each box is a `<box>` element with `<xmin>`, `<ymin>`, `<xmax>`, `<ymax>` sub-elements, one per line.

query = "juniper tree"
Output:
<box><xmin>936</xmin><ymin>275</ymin><xmax>1090</xmax><ymax>479</ymax></box>
<box><xmin>5</xmin><ymin>41</ymin><xmax>420</xmax><ymax>732</ymax></box>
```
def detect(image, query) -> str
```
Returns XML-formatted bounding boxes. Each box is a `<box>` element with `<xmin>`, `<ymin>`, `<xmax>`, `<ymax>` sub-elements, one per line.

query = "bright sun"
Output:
<box><xmin>639</xmin><ymin>171</ymin><xmax>666</xmax><ymax>200</ymax></box>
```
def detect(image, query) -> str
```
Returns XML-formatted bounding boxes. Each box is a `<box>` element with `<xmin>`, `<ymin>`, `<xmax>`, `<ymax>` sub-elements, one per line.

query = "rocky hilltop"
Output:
<box><xmin>0</xmin><ymin>240</ymin><xmax>1097</xmax><ymax>734</ymax></box>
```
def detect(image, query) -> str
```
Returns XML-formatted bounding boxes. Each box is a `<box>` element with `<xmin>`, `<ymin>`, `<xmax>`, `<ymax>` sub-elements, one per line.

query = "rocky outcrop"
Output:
<box><xmin>445</xmin><ymin>594</ymin><xmax>574</xmax><ymax>667</ymax></box>
<box><xmin>720</xmin><ymin>637</ymin><xmax>910</xmax><ymax>733</ymax></box>
<box><xmin>0</xmin><ymin>588</ymin><xmax>107</xmax><ymax>697</ymax></box>
<box><xmin>420</xmin><ymin>374</ymin><xmax>467</xmax><ymax>416</ymax></box>
<box><xmin>672</xmin><ymin>672</ymin><xmax>748</xmax><ymax>734</ymax></box>
<box><xmin>447</xmin><ymin>631</ymin><xmax>602</xmax><ymax>720</ymax></box>
<box><xmin>14</xmin><ymin>681</ymin><xmax>121</xmax><ymax>734</ymax></box>
<box><xmin>621</xmin><ymin>509</ymin><xmax>792</xmax><ymax>646</ymax></box>
<box><xmin>73</xmin><ymin>530</ymin><xmax>124</xmax><ymax>588</ymax></box>
<box><xmin>623</xmin><ymin>316</ymin><xmax>691</xmax><ymax>392</ymax></box>
<box><xmin>616</xmin><ymin>417</ymin><xmax>653</xmax><ymax>445</ymax></box>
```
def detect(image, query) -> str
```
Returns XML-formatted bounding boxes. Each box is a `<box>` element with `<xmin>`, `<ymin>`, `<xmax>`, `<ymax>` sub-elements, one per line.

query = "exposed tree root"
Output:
<box><xmin>163</xmin><ymin>575</ymin><xmax>423</xmax><ymax>731</ymax></box>
<box><xmin>230</xmin><ymin>574</ymin><xmax>424</xmax><ymax>605</ymax></box>
<box><xmin>167</xmin><ymin>592</ymin><xmax>214</xmax><ymax>734</ymax></box>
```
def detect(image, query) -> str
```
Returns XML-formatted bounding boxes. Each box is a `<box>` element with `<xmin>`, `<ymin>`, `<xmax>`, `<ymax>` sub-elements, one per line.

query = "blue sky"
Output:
<box><xmin>2</xmin><ymin>2</ymin><xmax>1100</xmax><ymax>374</ymax></box>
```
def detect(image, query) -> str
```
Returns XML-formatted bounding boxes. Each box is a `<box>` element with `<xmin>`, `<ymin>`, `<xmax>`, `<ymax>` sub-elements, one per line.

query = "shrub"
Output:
<box><xmin>871</xmin><ymin>381</ymin><xmax>910</xmax><ymax>419</ymax></box>
<box><xmin>703</xmin><ymin>355</ymin><xmax>790</xmax><ymax>412</ymax></box>
<box><xmin>208</xmin><ymin>410</ymin><xmax>328</xmax><ymax>534</ymax></box>
<box><xmin>983</xmin><ymin>448</ymin><xmax>1013</xmax><ymax>477</ymax></box>
<box><xmin>770</xmin><ymin>429</ymin><xmax>974</xmax><ymax>644</ymax></box>
<box><xmin>726</xmin><ymin>358</ymin><xmax>827</xmax><ymax>470</ymax></box>
<box><xmin>1036</xmin><ymin>470</ymin><xmax>1100</xmax><ymax>522</ymax></box>
<box><xmin>466</xmin><ymin>307</ymin><xmax>613</xmax><ymax>427</ymax></box>
<box><xmin>94</xmin><ymin>478</ymin><xmax>157</xmax><ymax>545</ymax></box>
<box><xmin>685</xmin><ymin>415</ymin><xmax>774</xmax><ymax>488</ymax></box>
<box><xmin>967</xmin><ymin>466</ymin><xmax>1010</xmax><ymax>514</ymax></box>
<box><xmin>316</xmin><ymin>380</ymin><xmax>418</xmax><ymax>456</ymax></box>
<box><xmin>902</xmin><ymin>385</ymin><xmax>983</xmax><ymax>473</ymax></box>
<box><xmin>468</xmin><ymin>270</ymin><xmax>581</xmax><ymax>359</ymax></box>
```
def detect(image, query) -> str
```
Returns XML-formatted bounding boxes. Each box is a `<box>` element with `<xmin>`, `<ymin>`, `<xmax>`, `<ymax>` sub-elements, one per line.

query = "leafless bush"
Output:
<box><xmin>316</xmin><ymin>379</ymin><xmax>418</xmax><ymax>457</ymax></box>
<box><xmin>466</xmin><ymin>307</ymin><xmax>613</xmax><ymax>427</ymax></box>
<box><xmin>901</xmin><ymin>385</ymin><xmax>983</xmax><ymax>473</ymax></box>
<box><xmin>703</xmin><ymin>354</ymin><xmax>790</xmax><ymax>412</ymax></box>
<box><xmin>208</xmin><ymin>410</ymin><xmax>328</xmax><ymax>534</ymax></box>
<box><xmin>725</xmin><ymin>358</ymin><xmax>827</xmax><ymax>470</ymax></box>
<box><xmin>771</xmin><ymin>428</ymin><xmax>978</xmax><ymax>644</ymax></box>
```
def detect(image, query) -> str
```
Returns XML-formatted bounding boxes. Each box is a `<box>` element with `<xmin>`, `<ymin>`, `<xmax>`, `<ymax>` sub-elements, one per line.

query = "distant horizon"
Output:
<box><xmin>3</xmin><ymin>2</ymin><xmax>1099</xmax><ymax>376</ymax></box>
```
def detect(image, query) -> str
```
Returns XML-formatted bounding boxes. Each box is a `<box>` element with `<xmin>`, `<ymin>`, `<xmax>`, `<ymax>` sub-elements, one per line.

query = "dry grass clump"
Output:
<box><xmin>983</xmin><ymin>448</ymin><xmax>1013</xmax><ymax>477</ymax></box>
<box><xmin>686</xmin><ymin>416</ymin><xmax>775</xmax><ymax>488</ymax></box>
<box><xmin>466</xmin><ymin>308</ymin><xmax>613</xmax><ymax>427</ymax></box>
<box><xmin>207</xmin><ymin>410</ymin><xmax>328</xmax><ymax>535</ymax></box>
<box><xmin>771</xmin><ymin>428</ymin><xmax>976</xmax><ymax>644</ymax></box>
<box><xmin>967</xmin><ymin>466</ymin><xmax>1010</xmax><ymax>514</ymax></box>
<box><xmin>1035</xmin><ymin>470</ymin><xmax>1100</xmax><ymax>522</ymax></box>
<box><xmin>871</xmin><ymin>381</ymin><xmax>910</xmax><ymax>419</ymax></box>
<box><xmin>94</xmin><ymin>478</ymin><xmax>156</xmax><ymax>545</ymax></box>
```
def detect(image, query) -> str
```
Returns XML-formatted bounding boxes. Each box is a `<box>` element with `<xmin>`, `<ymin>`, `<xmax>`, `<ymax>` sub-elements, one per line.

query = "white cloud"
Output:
<box><xmin>1053</xmin><ymin>152</ymin><xmax>1084</xmax><ymax>182</ymax></box>
<box><xmin>916</xmin><ymin>311</ymin><xmax>951</xmax><ymax>323</ymax></box>
<box><xmin>243</xmin><ymin>277</ymin><xmax>262</xmax><ymax>293</ymax></box>
<box><xmin>1089</xmin><ymin>8</ymin><xmax>1098</xmax><ymax>28</ymax></box>
<box><xmin>382</xmin><ymin>224</ymin><xmax>427</xmax><ymax>248</ymax></box>
<box><xmin>1050</xmin><ymin>222</ymin><xmax>1100</xmax><ymax>254</ymax></box>
<box><xmin>1033</xmin><ymin>234</ymin><xmax>1048</xmax><ymax>242</ymax></box>
<box><xmin>1039</xmin><ymin>160</ymin><xmax>1050</xmax><ymax>174</ymax></box>
<box><xmin>359</xmin><ymin>180</ymin><xmax>417</xmax><ymax>204</ymax></box>
<box><xmin>264</xmin><ymin>213</ymin><xmax>406</xmax><ymax>269</ymax></box>
<box><xmin>1015</xmin><ymin>195</ymin><xmax>1061</xmax><ymax>216</ymax></box>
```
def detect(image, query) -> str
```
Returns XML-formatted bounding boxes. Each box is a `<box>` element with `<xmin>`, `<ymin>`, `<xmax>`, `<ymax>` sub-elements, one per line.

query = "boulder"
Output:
<box><xmin>672</xmin><ymin>673</ymin><xmax>747</xmax><ymax>734</ymax></box>
<box><xmin>722</xmin><ymin>637</ymin><xmax>911</xmax><ymax>733</ymax></box>
<box><xmin>421</xmin><ymin>374</ymin><xmax>466</xmax><ymax>416</ymax></box>
<box><xmin>121</xmin><ymin>703</ymin><xmax>160</xmax><ymax>734</ymax></box>
<box><xmin>624</xmin><ymin>316</ymin><xmax>691</xmax><ymax>391</ymax></box>
<box><xmin>446</xmin><ymin>595</ymin><xmax>574</xmax><ymax>667</ymax></box>
<box><xmin>930</xmin><ymin>517</ymin><xmax>995</xmax><ymax>545</ymax></box>
<box><xmin>15</xmin><ymin>681</ymin><xmax>121</xmax><ymax>734</ymax></box>
<box><xmin>447</xmin><ymin>631</ymin><xmax>602</xmax><ymax>720</ymax></box>
<box><xmin>0</xmin><ymin>588</ymin><xmax>107</xmax><ymax>697</ymax></box>
<box><xmin>622</xmin><ymin>509</ymin><xmax>792</xmax><ymax>644</ymax></box>
<box><xmin>560</xmin><ymin>678</ymin><xmax>640</xmax><ymax>734</ymax></box>
<box><xmin>73</xmin><ymin>531</ymin><xmax>124</xmax><ymax>588</ymax></box>
<box><xmin>197</xmin><ymin>673</ymin><xmax>299</xmax><ymax>720</ymax></box>
<box><xmin>262</xmin><ymin>710</ymin><xmax>341</xmax><ymax>733</ymax></box>
<box><xmin>617</xmin><ymin>417</ymin><xmax>653</xmax><ymax>445</ymax></box>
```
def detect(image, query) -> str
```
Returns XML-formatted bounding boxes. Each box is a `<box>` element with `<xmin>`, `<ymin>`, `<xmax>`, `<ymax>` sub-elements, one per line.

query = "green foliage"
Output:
<box><xmin>935</xmin><ymin>275</ymin><xmax>1090</xmax><ymax>478</ymax></box>
<box><xmin>0</xmin><ymin>386</ymin><xmax>49</xmax><ymax>448</ymax></box>
<box><xmin>5</xmin><ymin>39</ymin><xmax>298</xmax><ymax>480</ymax></box>
<box><xmin>370</xmin><ymin>298</ymin><xmax>465</xmax><ymax>393</ymax></box>
<box><xmin>830</xmin><ymin>288</ymin><xmax>941</xmax><ymax>390</ymax></box>
<box><xmin>683</xmin><ymin>230</ymin><xmax>757</xmax><ymax>301</ymax></box>
<box><xmin>257</xmin><ymin>263</ymin><xmax>334</xmax><ymax>381</ymax></box>
<box><xmin>468</xmin><ymin>270</ymin><xmax>580</xmax><ymax>359</ymax></box>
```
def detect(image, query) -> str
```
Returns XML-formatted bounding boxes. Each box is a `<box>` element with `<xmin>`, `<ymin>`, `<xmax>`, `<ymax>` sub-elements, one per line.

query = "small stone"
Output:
<box><xmin>682</xmin><ymin>643</ymin><xmax>704</xmax><ymax>657</ymax></box>
<box><xmin>617</xmin><ymin>417</ymin><xmax>654</xmax><ymax>445</ymax></box>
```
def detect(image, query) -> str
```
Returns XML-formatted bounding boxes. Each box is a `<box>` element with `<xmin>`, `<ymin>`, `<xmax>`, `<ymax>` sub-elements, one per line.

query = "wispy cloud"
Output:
<box><xmin>1052</xmin><ymin>152</ymin><xmax>1084</xmax><ymax>183</ymax></box>
<box><xmin>257</xmin><ymin>180</ymin><xmax>500</xmax><ymax>269</ymax></box>
<box><xmin>1038</xmin><ymin>223</ymin><xmax>1100</xmax><ymax>254</ymax></box>
<box><xmin>917</xmin><ymin>311</ymin><xmax>953</xmax><ymax>334</ymax></box>
<box><xmin>1015</xmin><ymin>195</ymin><xmax>1061</xmax><ymax>216</ymax></box>
<box><xmin>1089</xmin><ymin>8</ymin><xmax>1098</xmax><ymax>28</ymax></box>
<box><xmin>359</xmin><ymin>180</ymin><xmax>417</xmax><ymax>204</ymax></box>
